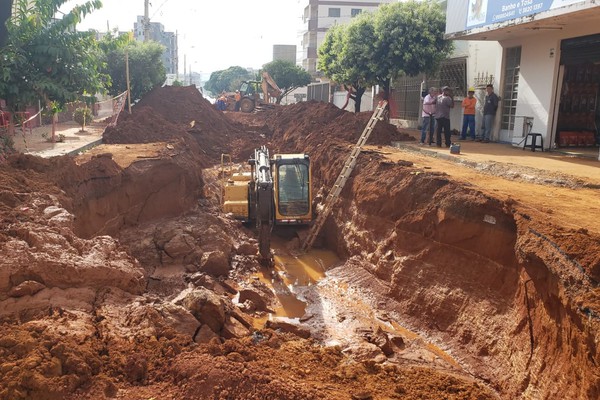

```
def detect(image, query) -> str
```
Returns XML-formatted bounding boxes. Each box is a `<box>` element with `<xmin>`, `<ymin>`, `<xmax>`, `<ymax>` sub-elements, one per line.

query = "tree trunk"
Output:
<box><xmin>380</xmin><ymin>79</ymin><xmax>391</xmax><ymax>122</ymax></box>
<box><xmin>353</xmin><ymin>87</ymin><xmax>366</xmax><ymax>114</ymax></box>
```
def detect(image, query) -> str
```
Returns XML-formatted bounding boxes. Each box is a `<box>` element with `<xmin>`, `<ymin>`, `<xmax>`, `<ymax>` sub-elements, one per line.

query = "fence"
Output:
<box><xmin>1</xmin><ymin>91</ymin><xmax>129</xmax><ymax>156</ymax></box>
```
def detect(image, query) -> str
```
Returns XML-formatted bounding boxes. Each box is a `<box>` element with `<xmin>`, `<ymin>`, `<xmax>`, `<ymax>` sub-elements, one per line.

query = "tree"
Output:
<box><xmin>318</xmin><ymin>0</ymin><xmax>451</xmax><ymax>113</ymax></box>
<box><xmin>101</xmin><ymin>39</ymin><xmax>166</xmax><ymax>101</ymax></box>
<box><xmin>204</xmin><ymin>66</ymin><xmax>253</xmax><ymax>96</ymax></box>
<box><xmin>372</xmin><ymin>1</ymin><xmax>451</xmax><ymax>100</ymax></box>
<box><xmin>319</xmin><ymin>13</ymin><xmax>377</xmax><ymax>113</ymax></box>
<box><xmin>262</xmin><ymin>60</ymin><xmax>312</xmax><ymax>104</ymax></box>
<box><xmin>0</xmin><ymin>0</ymin><xmax>106</xmax><ymax>111</ymax></box>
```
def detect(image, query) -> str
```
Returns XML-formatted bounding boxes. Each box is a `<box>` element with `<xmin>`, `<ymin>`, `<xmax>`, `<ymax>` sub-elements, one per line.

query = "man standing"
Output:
<box><xmin>460</xmin><ymin>87</ymin><xmax>477</xmax><ymax>140</ymax></box>
<box><xmin>420</xmin><ymin>87</ymin><xmax>437</xmax><ymax>145</ymax></box>
<box><xmin>480</xmin><ymin>84</ymin><xmax>499</xmax><ymax>142</ymax></box>
<box><xmin>234</xmin><ymin>90</ymin><xmax>242</xmax><ymax>112</ymax></box>
<box><xmin>435</xmin><ymin>86</ymin><xmax>454</xmax><ymax>148</ymax></box>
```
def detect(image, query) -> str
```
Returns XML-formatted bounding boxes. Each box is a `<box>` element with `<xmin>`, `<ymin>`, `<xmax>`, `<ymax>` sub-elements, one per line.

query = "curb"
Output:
<box><xmin>66</xmin><ymin>138</ymin><xmax>103</xmax><ymax>156</ymax></box>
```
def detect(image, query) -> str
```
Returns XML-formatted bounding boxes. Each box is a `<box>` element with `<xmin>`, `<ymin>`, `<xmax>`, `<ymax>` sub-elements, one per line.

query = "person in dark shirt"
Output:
<box><xmin>434</xmin><ymin>86</ymin><xmax>454</xmax><ymax>148</ymax></box>
<box><xmin>480</xmin><ymin>84</ymin><xmax>499</xmax><ymax>142</ymax></box>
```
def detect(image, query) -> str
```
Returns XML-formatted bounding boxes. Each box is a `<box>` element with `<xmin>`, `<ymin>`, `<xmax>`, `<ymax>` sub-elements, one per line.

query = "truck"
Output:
<box><xmin>221</xmin><ymin>146</ymin><xmax>312</xmax><ymax>259</ymax></box>
<box><xmin>238</xmin><ymin>72</ymin><xmax>282</xmax><ymax>113</ymax></box>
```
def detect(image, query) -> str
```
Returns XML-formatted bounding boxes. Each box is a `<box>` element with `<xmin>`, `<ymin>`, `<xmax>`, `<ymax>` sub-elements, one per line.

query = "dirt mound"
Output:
<box><xmin>103</xmin><ymin>106</ymin><xmax>188</xmax><ymax>144</ymax></box>
<box><xmin>260</xmin><ymin>101</ymin><xmax>412</xmax><ymax>146</ymax></box>
<box><xmin>104</xmin><ymin>86</ymin><xmax>263</xmax><ymax>162</ymax></box>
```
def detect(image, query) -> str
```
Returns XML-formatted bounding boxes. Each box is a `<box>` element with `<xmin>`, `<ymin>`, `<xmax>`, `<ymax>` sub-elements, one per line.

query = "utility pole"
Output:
<box><xmin>143</xmin><ymin>0</ymin><xmax>150</xmax><ymax>42</ymax></box>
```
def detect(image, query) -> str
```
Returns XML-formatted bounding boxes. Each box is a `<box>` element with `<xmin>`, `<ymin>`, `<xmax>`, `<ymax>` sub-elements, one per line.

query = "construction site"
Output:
<box><xmin>0</xmin><ymin>85</ymin><xmax>599</xmax><ymax>399</ymax></box>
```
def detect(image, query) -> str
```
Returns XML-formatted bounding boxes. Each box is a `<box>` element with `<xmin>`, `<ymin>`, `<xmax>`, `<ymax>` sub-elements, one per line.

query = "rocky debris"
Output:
<box><xmin>266</xmin><ymin>319</ymin><xmax>311</xmax><ymax>339</ymax></box>
<box><xmin>200</xmin><ymin>250</ymin><xmax>231</xmax><ymax>277</ymax></box>
<box><xmin>238</xmin><ymin>288</ymin><xmax>270</xmax><ymax>313</ymax></box>
<box><xmin>177</xmin><ymin>288</ymin><xmax>226</xmax><ymax>334</ymax></box>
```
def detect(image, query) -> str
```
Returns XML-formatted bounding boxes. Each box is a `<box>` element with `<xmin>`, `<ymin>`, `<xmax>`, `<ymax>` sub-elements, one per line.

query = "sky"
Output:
<box><xmin>62</xmin><ymin>0</ymin><xmax>303</xmax><ymax>76</ymax></box>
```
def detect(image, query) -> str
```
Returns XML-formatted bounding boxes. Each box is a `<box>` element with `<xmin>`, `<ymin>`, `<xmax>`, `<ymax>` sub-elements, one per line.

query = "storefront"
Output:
<box><xmin>445</xmin><ymin>0</ymin><xmax>600</xmax><ymax>156</ymax></box>
<box><xmin>555</xmin><ymin>33</ymin><xmax>600</xmax><ymax>148</ymax></box>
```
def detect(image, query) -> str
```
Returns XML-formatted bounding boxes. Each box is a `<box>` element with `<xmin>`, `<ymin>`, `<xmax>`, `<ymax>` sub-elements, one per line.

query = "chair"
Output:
<box><xmin>523</xmin><ymin>133</ymin><xmax>544</xmax><ymax>152</ymax></box>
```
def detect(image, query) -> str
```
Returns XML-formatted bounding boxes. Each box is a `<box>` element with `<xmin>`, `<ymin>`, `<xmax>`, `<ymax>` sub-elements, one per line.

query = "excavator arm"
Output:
<box><xmin>250</xmin><ymin>146</ymin><xmax>274</xmax><ymax>259</ymax></box>
<box><xmin>261</xmin><ymin>72</ymin><xmax>282</xmax><ymax>103</ymax></box>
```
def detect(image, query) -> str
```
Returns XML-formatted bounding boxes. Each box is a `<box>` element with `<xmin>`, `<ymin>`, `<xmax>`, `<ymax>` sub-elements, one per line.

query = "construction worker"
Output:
<box><xmin>234</xmin><ymin>90</ymin><xmax>241</xmax><ymax>112</ymax></box>
<box><xmin>460</xmin><ymin>87</ymin><xmax>477</xmax><ymax>140</ymax></box>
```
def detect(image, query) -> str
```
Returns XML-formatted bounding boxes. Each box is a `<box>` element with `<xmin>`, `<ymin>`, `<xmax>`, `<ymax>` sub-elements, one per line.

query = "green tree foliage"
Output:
<box><xmin>318</xmin><ymin>0</ymin><xmax>451</xmax><ymax>112</ymax></box>
<box><xmin>373</xmin><ymin>1</ymin><xmax>451</xmax><ymax>96</ymax></box>
<box><xmin>204</xmin><ymin>66</ymin><xmax>253</xmax><ymax>96</ymax></box>
<box><xmin>262</xmin><ymin>60</ymin><xmax>312</xmax><ymax>104</ymax></box>
<box><xmin>101</xmin><ymin>37</ymin><xmax>166</xmax><ymax>102</ymax></box>
<box><xmin>73</xmin><ymin>106</ymin><xmax>93</xmax><ymax>131</ymax></box>
<box><xmin>0</xmin><ymin>0</ymin><xmax>107</xmax><ymax>111</ymax></box>
<box><xmin>319</xmin><ymin>14</ymin><xmax>375</xmax><ymax>113</ymax></box>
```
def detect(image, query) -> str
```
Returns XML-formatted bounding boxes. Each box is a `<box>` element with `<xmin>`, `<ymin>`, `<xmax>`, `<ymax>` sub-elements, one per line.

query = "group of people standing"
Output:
<box><xmin>215</xmin><ymin>90</ymin><xmax>243</xmax><ymax>112</ymax></box>
<box><xmin>420</xmin><ymin>84</ymin><xmax>499</xmax><ymax>146</ymax></box>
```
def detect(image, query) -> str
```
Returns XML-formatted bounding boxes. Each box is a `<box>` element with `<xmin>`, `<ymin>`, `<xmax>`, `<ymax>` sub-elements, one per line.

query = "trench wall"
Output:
<box><xmin>308</xmin><ymin>144</ymin><xmax>599</xmax><ymax>399</ymax></box>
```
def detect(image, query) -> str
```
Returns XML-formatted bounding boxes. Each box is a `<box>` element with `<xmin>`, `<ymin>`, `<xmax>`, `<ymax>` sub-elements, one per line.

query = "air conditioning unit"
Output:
<box><xmin>512</xmin><ymin>116</ymin><xmax>534</xmax><ymax>146</ymax></box>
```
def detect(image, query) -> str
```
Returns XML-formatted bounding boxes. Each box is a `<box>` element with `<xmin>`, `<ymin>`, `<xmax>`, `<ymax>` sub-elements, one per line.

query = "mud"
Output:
<box><xmin>0</xmin><ymin>85</ymin><xmax>598</xmax><ymax>399</ymax></box>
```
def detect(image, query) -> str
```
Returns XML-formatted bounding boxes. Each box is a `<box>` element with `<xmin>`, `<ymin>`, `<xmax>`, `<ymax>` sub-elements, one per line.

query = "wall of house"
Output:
<box><xmin>499</xmin><ymin>22</ymin><xmax>600</xmax><ymax>146</ymax></box>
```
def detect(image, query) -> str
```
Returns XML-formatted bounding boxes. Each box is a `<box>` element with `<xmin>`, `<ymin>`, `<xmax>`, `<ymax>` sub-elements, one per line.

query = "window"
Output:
<box><xmin>277</xmin><ymin>164</ymin><xmax>310</xmax><ymax>216</ymax></box>
<box><xmin>328</xmin><ymin>8</ymin><xmax>340</xmax><ymax>17</ymax></box>
<box><xmin>501</xmin><ymin>46</ymin><xmax>521</xmax><ymax>130</ymax></box>
<box><xmin>351</xmin><ymin>9</ymin><xmax>362</xmax><ymax>17</ymax></box>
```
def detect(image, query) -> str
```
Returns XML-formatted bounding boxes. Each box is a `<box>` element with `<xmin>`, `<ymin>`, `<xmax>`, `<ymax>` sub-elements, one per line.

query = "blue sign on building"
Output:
<box><xmin>466</xmin><ymin>0</ymin><xmax>584</xmax><ymax>29</ymax></box>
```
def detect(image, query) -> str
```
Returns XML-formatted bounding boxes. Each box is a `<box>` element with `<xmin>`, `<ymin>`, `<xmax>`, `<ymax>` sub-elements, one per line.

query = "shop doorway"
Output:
<box><xmin>555</xmin><ymin>34</ymin><xmax>600</xmax><ymax>149</ymax></box>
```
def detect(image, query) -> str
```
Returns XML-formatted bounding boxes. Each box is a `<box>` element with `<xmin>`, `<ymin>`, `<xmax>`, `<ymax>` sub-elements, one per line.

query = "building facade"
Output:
<box><xmin>299</xmin><ymin>0</ymin><xmax>394</xmax><ymax>74</ymax></box>
<box><xmin>446</xmin><ymin>0</ymin><xmax>600</xmax><ymax>150</ymax></box>
<box><xmin>133</xmin><ymin>16</ymin><xmax>178</xmax><ymax>75</ymax></box>
<box><xmin>273</xmin><ymin>45</ymin><xmax>297</xmax><ymax>65</ymax></box>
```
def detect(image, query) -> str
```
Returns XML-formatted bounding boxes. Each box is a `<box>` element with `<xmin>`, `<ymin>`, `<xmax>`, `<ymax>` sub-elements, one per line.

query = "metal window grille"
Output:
<box><xmin>307</xmin><ymin>82</ymin><xmax>330</xmax><ymax>102</ymax></box>
<box><xmin>501</xmin><ymin>47</ymin><xmax>521</xmax><ymax>130</ymax></box>
<box><xmin>391</xmin><ymin>76</ymin><xmax>422</xmax><ymax>121</ymax></box>
<box><xmin>431</xmin><ymin>58</ymin><xmax>468</xmax><ymax>97</ymax></box>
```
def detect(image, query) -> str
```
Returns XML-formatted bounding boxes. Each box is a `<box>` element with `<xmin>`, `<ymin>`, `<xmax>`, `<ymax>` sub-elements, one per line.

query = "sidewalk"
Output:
<box><xmin>12</xmin><ymin>120</ymin><xmax>106</xmax><ymax>158</ymax></box>
<box><xmin>392</xmin><ymin>130</ymin><xmax>600</xmax><ymax>184</ymax></box>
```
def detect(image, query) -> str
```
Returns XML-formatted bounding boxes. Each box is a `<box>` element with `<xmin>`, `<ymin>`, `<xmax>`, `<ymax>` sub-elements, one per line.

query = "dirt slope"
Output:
<box><xmin>1</xmin><ymin>86</ymin><xmax>598</xmax><ymax>399</ymax></box>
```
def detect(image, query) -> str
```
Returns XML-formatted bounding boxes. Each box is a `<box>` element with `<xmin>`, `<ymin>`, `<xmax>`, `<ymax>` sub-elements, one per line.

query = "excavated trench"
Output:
<box><xmin>0</xmin><ymin>86</ymin><xmax>598</xmax><ymax>399</ymax></box>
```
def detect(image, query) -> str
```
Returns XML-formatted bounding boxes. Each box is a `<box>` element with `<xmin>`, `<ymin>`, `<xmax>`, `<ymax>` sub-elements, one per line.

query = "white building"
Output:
<box><xmin>299</xmin><ymin>0</ymin><xmax>394</xmax><ymax>74</ymax></box>
<box><xmin>446</xmin><ymin>0</ymin><xmax>600</xmax><ymax>151</ymax></box>
<box><xmin>133</xmin><ymin>16</ymin><xmax>178</xmax><ymax>75</ymax></box>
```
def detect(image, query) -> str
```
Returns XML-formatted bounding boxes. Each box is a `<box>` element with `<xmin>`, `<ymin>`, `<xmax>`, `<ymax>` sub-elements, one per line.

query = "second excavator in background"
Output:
<box><xmin>238</xmin><ymin>72</ymin><xmax>282</xmax><ymax>113</ymax></box>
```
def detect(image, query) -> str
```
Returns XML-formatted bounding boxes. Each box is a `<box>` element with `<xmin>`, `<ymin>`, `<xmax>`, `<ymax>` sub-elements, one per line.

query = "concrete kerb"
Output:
<box><xmin>389</xmin><ymin>141</ymin><xmax>600</xmax><ymax>189</ymax></box>
<box><xmin>66</xmin><ymin>138</ymin><xmax>103</xmax><ymax>157</ymax></box>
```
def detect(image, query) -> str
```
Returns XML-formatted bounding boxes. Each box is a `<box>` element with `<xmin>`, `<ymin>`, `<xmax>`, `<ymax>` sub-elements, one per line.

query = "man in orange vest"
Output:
<box><xmin>460</xmin><ymin>87</ymin><xmax>477</xmax><ymax>140</ymax></box>
<box><xmin>234</xmin><ymin>90</ymin><xmax>242</xmax><ymax>112</ymax></box>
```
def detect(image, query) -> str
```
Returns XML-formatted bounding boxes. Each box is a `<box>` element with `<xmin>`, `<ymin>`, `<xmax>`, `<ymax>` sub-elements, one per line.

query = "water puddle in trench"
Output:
<box><xmin>249</xmin><ymin>237</ymin><xmax>460</xmax><ymax>368</ymax></box>
<box><xmin>251</xmin><ymin>237</ymin><xmax>339</xmax><ymax>328</ymax></box>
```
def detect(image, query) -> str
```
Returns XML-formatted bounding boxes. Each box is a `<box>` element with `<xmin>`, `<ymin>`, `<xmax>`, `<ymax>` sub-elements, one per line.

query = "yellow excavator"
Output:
<box><xmin>238</xmin><ymin>72</ymin><xmax>282</xmax><ymax>113</ymax></box>
<box><xmin>222</xmin><ymin>146</ymin><xmax>312</xmax><ymax>259</ymax></box>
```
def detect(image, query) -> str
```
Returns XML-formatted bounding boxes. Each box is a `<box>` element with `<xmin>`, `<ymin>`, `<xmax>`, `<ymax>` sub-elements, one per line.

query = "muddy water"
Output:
<box><xmin>254</xmin><ymin>237</ymin><xmax>339</xmax><ymax>321</ymax></box>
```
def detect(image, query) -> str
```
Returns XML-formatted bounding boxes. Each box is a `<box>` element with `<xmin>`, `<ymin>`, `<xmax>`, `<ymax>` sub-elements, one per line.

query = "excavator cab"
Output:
<box><xmin>273</xmin><ymin>154</ymin><xmax>311</xmax><ymax>224</ymax></box>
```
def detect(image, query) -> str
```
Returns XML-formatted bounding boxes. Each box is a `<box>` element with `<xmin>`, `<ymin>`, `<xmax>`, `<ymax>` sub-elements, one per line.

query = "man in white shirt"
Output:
<box><xmin>421</xmin><ymin>87</ymin><xmax>438</xmax><ymax>145</ymax></box>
